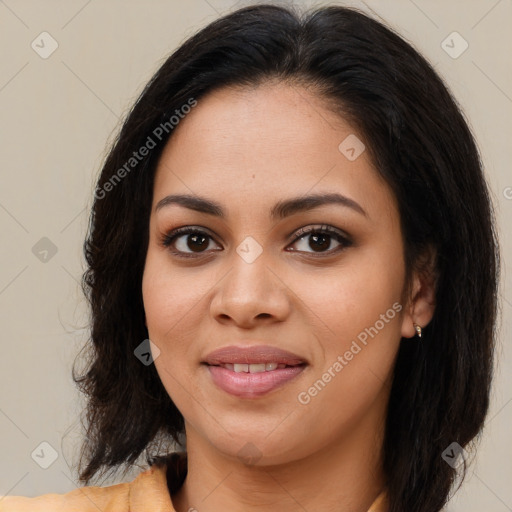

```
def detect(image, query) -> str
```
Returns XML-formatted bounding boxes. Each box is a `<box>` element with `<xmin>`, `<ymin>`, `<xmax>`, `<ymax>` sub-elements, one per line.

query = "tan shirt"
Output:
<box><xmin>0</xmin><ymin>454</ymin><xmax>388</xmax><ymax>511</ymax></box>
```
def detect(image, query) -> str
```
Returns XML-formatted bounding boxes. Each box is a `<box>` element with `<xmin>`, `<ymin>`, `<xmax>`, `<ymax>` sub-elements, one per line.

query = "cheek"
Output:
<box><xmin>291</xmin><ymin>246</ymin><xmax>404</xmax><ymax>398</ymax></box>
<box><xmin>142</xmin><ymin>253</ymin><xmax>202</xmax><ymax>407</ymax></box>
<box><xmin>142</xmin><ymin>251</ymin><xmax>207</xmax><ymax>338</ymax></box>
<box><xmin>295</xmin><ymin>254</ymin><xmax>403</xmax><ymax>343</ymax></box>
<box><xmin>293</xmin><ymin>272</ymin><xmax>402</xmax><ymax>440</ymax></box>
<box><xmin>141</xmin><ymin>253</ymin><xmax>206</xmax><ymax>390</ymax></box>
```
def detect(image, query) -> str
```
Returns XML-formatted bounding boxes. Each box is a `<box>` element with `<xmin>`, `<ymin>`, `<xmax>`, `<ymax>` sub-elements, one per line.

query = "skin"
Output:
<box><xmin>142</xmin><ymin>81</ymin><xmax>436</xmax><ymax>512</ymax></box>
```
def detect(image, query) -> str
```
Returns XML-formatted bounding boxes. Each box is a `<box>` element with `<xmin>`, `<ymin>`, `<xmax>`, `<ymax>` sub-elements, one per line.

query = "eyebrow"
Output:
<box><xmin>154</xmin><ymin>192</ymin><xmax>367</xmax><ymax>220</ymax></box>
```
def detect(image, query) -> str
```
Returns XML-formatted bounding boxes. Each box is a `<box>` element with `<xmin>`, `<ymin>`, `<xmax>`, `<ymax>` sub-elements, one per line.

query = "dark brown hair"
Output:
<box><xmin>74</xmin><ymin>4</ymin><xmax>500</xmax><ymax>511</ymax></box>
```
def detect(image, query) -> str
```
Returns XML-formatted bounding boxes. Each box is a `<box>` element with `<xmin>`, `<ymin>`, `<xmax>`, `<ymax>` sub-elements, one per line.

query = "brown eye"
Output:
<box><xmin>162</xmin><ymin>227</ymin><xmax>220</xmax><ymax>257</ymax></box>
<box><xmin>161</xmin><ymin>224</ymin><xmax>352</xmax><ymax>259</ymax></box>
<box><xmin>288</xmin><ymin>225</ymin><xmax>352</xmax><ymax>255</ymax></box>
<box><xmin>181</xmin><ymin>232</ymin><xmax>210</xmax><ymax>252</ymax></box>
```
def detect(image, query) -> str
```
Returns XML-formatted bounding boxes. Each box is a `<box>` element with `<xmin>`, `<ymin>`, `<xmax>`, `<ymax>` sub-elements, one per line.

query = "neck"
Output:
<box><xmin>171</xmin><ymin>405</ymin><xmax>386</xmax><ymax>512</ymax></box>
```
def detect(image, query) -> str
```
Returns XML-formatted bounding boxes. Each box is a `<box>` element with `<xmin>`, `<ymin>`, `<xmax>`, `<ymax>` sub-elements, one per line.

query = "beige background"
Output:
<box><xmin>0</xmin><ymin>0</ymin><xmax>510</xmax><ymax>510</ymax></box>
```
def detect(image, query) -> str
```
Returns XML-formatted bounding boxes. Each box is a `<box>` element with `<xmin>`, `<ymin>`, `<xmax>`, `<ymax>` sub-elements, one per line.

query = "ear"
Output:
<box><xmin>401</xmin><ymin>246</ymin><xmax>437</xmax><ymax>338</ymax></box>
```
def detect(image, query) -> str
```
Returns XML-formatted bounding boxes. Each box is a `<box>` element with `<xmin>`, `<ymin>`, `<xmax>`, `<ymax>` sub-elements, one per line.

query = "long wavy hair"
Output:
<box><xmin>74</xmin><ymin>4</ymin><xmax>500</xmax><ymax>511</ymax></box>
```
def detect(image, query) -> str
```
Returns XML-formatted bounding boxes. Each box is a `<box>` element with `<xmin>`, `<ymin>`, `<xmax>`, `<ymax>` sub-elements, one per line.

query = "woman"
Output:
<box><xmin>0</xmin><ymin>3</ymin><xmax>499</xmax><ymax>512</ymax></box>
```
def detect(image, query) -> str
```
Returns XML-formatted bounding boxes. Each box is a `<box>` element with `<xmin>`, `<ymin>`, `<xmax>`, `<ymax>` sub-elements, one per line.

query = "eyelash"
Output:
<box><xmin>160</xmin><ymin>224</ymin><xmax>353</xmax><ymax>259</ymax></box>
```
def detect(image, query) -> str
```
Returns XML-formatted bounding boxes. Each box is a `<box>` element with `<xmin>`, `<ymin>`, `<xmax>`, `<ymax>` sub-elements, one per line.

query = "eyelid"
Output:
<box><xmin>160</xmin><ymin>224</ymin><xmax>352</xmax><ymax>258</ymax></box>
<box><xmin>160</xmin><ymin>226</ymin><xmax>220</xmax><ymax>255</ymax></box>
<box><xmin>289</xmin><ymin>224</ymin><xmax>350</xmax><ymax>243</ymax></box>
<box><xmin>286</xmin><ymin>224</ymin><xmax>353</xmax><ymax>256</ymax></box>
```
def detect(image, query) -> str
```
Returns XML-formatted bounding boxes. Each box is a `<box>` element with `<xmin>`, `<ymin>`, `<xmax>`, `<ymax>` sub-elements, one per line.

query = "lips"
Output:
<box><xmin>203</xmin><ymin>344</ymin><xmax>307</xmax><ymax>398</ymax></box>
<box><xmin>203</xmin><ymin>344</ymin><xmax>307</xmax><ymax>366</ymax></box>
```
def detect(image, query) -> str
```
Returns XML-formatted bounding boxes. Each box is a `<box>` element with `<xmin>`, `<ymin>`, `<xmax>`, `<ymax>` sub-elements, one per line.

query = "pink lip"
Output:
<box><xmin>203</xmin><ymin>344</ymin><xmax>307</xmax><ymax>366</ymax></box>
<box><xmin>206</xmin><ymin>365</ymin><xmax>306</xmax><ymax>398</ymax></box>
<box><xmin>203</xmin><ymin>344</ymin><xmax>307</xmax><ymax>398</ymax></box>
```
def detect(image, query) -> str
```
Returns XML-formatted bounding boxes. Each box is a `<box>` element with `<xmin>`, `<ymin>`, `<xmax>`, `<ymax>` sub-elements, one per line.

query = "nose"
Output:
<box><xmin>210</xmin><ymin>249</ymin><xmax>291</xmax><ymax>328</ymax></box>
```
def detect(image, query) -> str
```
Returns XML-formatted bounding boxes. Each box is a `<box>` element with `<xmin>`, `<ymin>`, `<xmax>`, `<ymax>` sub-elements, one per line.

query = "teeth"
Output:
<box><xmin>226</xmin><ymin>363</ymin><xmax>287</xmax><ymax>373</ymax></box>
<box><xmin>248</xmin><ymin>363</ymin><xmax>266</xmax><ymax>373</ymax></box>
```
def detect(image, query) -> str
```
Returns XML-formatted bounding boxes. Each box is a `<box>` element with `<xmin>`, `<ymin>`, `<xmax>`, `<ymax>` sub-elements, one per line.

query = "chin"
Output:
<box><xmin>201</xmin><ymin>428</ymin><xmax>304</xmax><ymax>467</ymax></box>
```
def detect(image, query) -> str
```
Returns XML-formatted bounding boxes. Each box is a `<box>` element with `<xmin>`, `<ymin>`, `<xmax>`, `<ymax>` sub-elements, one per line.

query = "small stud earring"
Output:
<box><xmin>413</xmin><ymin>323</ymin><xmax>422</xmax><ymax>338</ymax></box>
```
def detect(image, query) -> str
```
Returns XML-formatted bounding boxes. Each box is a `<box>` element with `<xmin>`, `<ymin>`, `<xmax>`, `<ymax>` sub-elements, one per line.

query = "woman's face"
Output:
<box><xmin>142</xmin><ymin>82</ymin><xmax>419</xmax><ymax>465</ymax></box>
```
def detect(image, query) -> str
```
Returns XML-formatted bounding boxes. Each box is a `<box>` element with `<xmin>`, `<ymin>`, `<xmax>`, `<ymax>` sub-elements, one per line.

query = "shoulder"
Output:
<box><xmin>0</xmin><ymin>452</ymin><xmax>186</xmax><ymax>512</ymax></box>
<box><xmin>0</xmin><ymin>480</ymin><xmax>129</xmax><ymax>511</ymax></box>
<box><xmin>367</xmin><ymin>489</ymin><xmax>389</xmax><ymax>512</ymax></box>
<box><xmin>0</xmin><ymin>465</ymin><xmax>166</xmax><ymax>512</ymax></box>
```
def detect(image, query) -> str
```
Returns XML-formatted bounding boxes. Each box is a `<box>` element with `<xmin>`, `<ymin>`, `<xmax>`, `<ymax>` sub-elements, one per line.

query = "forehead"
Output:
<box><xmin>152</xmin><ymin>82</ymin><xmax>398</xmax><ymax>225</ymax></box>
